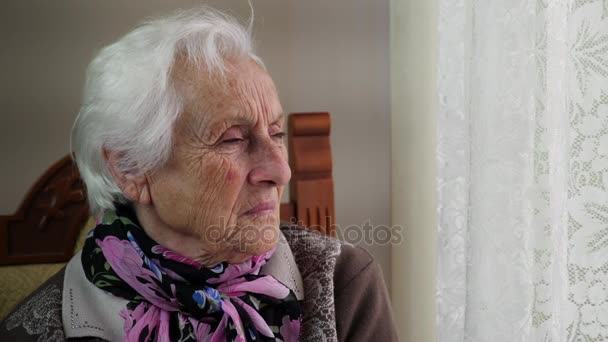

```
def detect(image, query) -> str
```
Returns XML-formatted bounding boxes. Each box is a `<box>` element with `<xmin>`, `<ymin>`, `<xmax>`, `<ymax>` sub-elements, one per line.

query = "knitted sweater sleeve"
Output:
<box><xmin>333</xmin><ymin>244</ymin><xmax>399</xmax><ymax>342</ymax></box>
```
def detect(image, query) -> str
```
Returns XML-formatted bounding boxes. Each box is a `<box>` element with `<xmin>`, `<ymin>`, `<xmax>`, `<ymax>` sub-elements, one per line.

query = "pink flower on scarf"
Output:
<box><xmin>96</xmin><ymin>236</ymin><xmax>176</xmax><ymax>310</ymax></box>
<box><xmin>232</xmin><ymin>297</ymin><xmax>274</xmax><ymax>337</ymax></box>
<box><xmin>207</xmin><ymin>248</ymin><xmax>275</xmax><ymax>284</ymax></box>
<box><xmin>191</xmin><ymin>319</ymin><xmax>213</xmax><ymax>340</ymax></box>
<box><xmin>280</xmin><ymin>315</ymin><xmax>301</xmax><ymax>342</ymax></box>
<box><xmin>120</xmin><ymin>303</ymin><xmax>160</xmax><ymax>342</ymax></box>
<box><xmin>151</xmin><ymin>245</ymin><xmax>203</xmax><ymax>269</ymax></box>
<box><xmin>218</xmin><ymin>275</ymin><xmax>290</xmax><ymax>299</ymax></box>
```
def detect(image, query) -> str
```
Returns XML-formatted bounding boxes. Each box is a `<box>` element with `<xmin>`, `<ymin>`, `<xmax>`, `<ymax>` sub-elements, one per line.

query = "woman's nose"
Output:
<box><xmin>248</xmin><ymin>139</ymin><xmax>291</xmax><ymax>187</ymax></box>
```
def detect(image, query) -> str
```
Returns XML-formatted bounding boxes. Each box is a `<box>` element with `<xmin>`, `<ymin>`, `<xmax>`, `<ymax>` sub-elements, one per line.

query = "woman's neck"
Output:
<box><xmin>132</xmin><ymin>203</ymin><xmax>252</xmax><ymax>266</ymax></box>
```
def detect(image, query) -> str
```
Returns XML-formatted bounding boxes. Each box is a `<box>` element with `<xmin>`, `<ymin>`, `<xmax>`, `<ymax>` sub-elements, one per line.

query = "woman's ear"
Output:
<box><xmin>102</xmin><ymin>148</ymin><xmax>152</xmax><ymax>205</ymax></box>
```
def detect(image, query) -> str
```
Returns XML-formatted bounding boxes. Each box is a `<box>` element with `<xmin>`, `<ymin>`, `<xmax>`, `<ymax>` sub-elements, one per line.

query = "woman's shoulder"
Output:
<box><xmin>0</xmin><ymin>268</ymin><xmax>66</xmax><ymax>342</ymax></box>
<box><xmin>279</xmin><ymin>223</ymin><xmax>378</xmax><ymax>285</ymax></box>
<box><xmin>279</xmin><ymin>223</ymin><xmax>347</xmax><ymax>263</ymax></box>
<box><xmin>279</xmin><ymin>224</ymin><xmax>395</xmax><ymax>342</ymax></box>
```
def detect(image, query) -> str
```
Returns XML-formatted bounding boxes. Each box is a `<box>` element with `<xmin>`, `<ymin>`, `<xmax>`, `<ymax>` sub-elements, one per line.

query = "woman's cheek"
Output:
<box><xmin>198</xmin><ymin>156</ymin><xmax>242</xmax><ymax>216</ymax></box>
<box><xmin>225</xmin><ymin>167</ymin><xmax>238</xmax><ymax>183</ymax></box>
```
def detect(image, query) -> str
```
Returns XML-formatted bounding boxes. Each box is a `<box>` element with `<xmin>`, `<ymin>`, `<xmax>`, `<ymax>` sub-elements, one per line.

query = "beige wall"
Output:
<box><xmin>0</xmin><ymin>1</ymin><xmax>392</xmax><ymax>288</ymax></box>
<box><xmin>391</xmin><ymin>0</ymin><xmax>438</xmax><ymax>340</ymax></box>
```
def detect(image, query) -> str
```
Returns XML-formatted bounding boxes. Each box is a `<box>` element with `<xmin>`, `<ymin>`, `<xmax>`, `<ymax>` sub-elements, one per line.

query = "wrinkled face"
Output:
<box><xmin>147</xmin><ymin>58</ymin><xmax>290</xmax><ymax>265</ymax></box>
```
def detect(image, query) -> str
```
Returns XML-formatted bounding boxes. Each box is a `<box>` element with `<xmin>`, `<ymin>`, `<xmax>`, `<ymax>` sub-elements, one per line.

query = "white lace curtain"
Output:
<box><xmin>436</xmin><ymin>0</ymin><xmax>608</xmax><ymax>340</ymax></box>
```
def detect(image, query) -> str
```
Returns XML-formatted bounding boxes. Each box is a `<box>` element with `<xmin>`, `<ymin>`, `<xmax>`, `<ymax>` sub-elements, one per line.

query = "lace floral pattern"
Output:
<box><xmin>4</xmin><ymin>284</ymin><xmax>65</xmax><ymax>342</ymax></box>
<box><xmin>437</xmin><ymin>0</ymin><xmax>608</xmax><ymax>341</ymax></box>
<box><xmin>281</xmin><ymin>226</ymin><xmax>342</xmax><ymax>342</ymax></box>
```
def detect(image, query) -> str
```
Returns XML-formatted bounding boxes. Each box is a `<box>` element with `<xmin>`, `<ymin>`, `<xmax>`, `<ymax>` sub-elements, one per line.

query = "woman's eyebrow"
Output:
<box><xmin>203</xmin><ymin>111</ymin><xmax>286</xmax><ymax>139</ymax></box>
<box><xmin>203</xmin><ymin>114</ymin><xmax>250</xmax><ymax>137</ymax></box>
<box><xmin>273</xmin><ymin>113</ymin><xmax>286</xmax><ymax>125</ymax></box>
<box><xmin>216</xmin><ymin>111</ymin><xmax>285</xmax><ymax>129</ymax></box>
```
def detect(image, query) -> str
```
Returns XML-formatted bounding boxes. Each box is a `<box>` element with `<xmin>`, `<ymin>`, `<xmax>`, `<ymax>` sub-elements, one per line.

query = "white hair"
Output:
<box><xmin>71</xmin><ymin>7</ymin><xmax>263</xmax><ymax>214</ymax></box>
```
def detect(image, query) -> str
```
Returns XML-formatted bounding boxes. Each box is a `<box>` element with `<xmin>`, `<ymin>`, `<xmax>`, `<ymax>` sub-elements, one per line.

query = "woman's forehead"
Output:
<box><xmin>180</xmin><ymin>58</ymin><xmax>278</xmax><ymax>104</ymax></box>
<box><xmin>196</xmin><ymin>107</ymin><xmax>285</xmax><ymax>135</ymax></box>
<box><xmin>174</xmin><ymin>63</ymin><xmax>284</xmax><ymax>138</ymax></box>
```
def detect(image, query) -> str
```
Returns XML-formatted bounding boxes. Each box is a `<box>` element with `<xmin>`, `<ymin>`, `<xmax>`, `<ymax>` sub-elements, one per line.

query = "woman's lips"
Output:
<box><xmin>242</xmin><ymin>201</ymin><xmax>276</xmax><ymax>216</ymax></box>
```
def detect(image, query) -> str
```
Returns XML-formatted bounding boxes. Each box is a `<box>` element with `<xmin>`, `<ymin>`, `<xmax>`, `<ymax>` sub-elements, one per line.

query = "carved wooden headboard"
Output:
<box><xmin>0</xmin><ymin>112</ymin><xmax>335</xmax><ymax>266</ymax></box>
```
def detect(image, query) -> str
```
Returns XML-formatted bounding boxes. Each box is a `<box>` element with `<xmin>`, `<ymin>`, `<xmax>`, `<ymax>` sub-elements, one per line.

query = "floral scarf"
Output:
<box><xmin>81</xmin><ymin>205</ymin><xmax>302</xmax><ymax>342</ymax></box>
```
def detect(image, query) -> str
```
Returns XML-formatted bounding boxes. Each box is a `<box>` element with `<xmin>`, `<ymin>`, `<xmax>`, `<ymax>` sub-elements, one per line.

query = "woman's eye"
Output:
<box><xmin>218</xmin><ymin>126</ymin><xmax>246</xmax><ymax>145</ymax></box>
<box><xmin>221</xmin><ymin>138</ymin><xmax>244</xmax><ymax>144</ymax></box>
<box><xmin>272</xmin><ymin>132</ymin><xmax>287</xmax><ymax>140</ymax></box>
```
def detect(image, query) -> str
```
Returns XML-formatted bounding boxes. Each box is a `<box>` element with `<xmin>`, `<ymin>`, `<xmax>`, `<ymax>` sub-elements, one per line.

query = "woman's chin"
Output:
<box><xmin>232</xmin><ymin>226</ymin><xmax>280</xmax><ymax>261</ymax></box>
<box><xmin>226</xmin><ymin>241</ymin><xmax>278</xmax><ymax>264</ymax></box>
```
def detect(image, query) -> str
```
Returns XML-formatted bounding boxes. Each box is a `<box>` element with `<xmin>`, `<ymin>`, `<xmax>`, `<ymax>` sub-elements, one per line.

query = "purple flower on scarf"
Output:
<box><xmin>220</xmin><ymin>299</ymin><xmax>246</xmax><ymax>339</ymax></box>
<box><xmin>207</xmin><ymin>248</ymin><xmax>275</xmax><ymax>284</ymax></box>
<box><xmin>96</xmin><ymin>236</ymin><xmax>176</xmax><ymax>310</ymax></box>
<box><xmin>280</xmin><ymin>315</ymin><xmax>301</xmax><ymax>342</ymax></box>
<box><xmin>96</xmin><ymin>236</ymin><xmax>142</xmax><ymax>277</ymax></box>
<box><xmin>192</xmin><ymin>320</ymin><xmax>213</xmax><ymax>340</ymax></box>
<box><xmin>120</xmin><ymin>302</ymin><xmax>160</xmax><ymax>342</ymax></box>
<box><xmin>151</xmin><ymin>244</ymin><xmax>203</xmax><ymax>269</ymax></box>
<box><xmin>218</xmin><ymin>275</ymin><xmax>290</xmax><ymax>299</ymax></box>
<box><xmin>232</xmin><ymin>297</ymin><xmax>274</xmax><ymax>337</ymax></box>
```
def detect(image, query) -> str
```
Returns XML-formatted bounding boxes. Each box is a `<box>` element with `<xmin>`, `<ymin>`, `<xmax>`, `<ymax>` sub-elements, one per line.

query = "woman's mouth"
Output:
<box><xmin>242</xmin><ymin>201</ymin><xmax>276</xmax><ymax>216</ymax></box>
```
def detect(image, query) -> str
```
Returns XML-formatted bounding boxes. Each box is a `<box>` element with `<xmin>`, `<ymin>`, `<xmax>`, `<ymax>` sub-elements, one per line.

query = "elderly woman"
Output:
<box><xmin>1</xmin><ymin>7</ymin><xmax>397</xmax><ymax>342</ymax></box>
